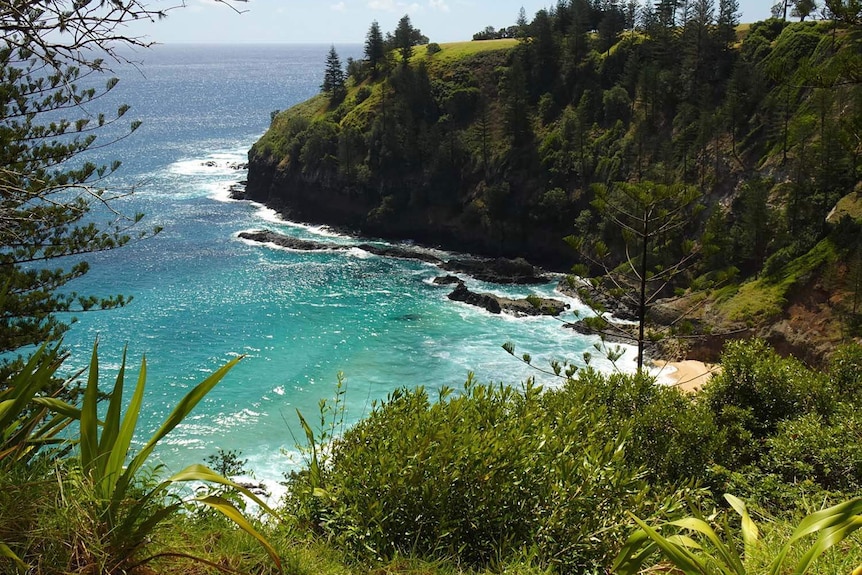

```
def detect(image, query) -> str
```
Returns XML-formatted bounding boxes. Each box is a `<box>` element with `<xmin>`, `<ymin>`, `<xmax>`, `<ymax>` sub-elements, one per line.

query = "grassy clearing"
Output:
<box><xmin>415</xmin><ymin>39</ymin><xmax>517</xmax><ymax>65</ymax></box>
<box><xmin>717</xmin><ymin>238</ymin><xmax>838</xmax><ymax>323</ymax></box>
<box><xmin>828</xmin><ymin>190</ymin><xmax>862</xmax><ymax>223</ymax></box>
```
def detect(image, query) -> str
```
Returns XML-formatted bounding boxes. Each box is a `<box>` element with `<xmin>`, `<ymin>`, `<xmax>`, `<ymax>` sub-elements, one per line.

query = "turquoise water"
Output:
<box><xmin>57</xmin><ymin>44</ymin><xmax>637</xmax><ymax>488</ymax></box>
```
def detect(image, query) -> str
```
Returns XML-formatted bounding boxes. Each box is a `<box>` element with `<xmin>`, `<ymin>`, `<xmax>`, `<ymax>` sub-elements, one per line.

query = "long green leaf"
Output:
<box><xmin>725</xmin><ymin>494</ymin><xmax>759</xmax><ymax>557</ymax></box>
<box><xmin>0</xmin><ymin>542</ymin><xmax>27</xmax><ymax>572</ymax></box>
<box><xmin>30</xmin><ymin>398</ymin><xmax>81</xmax><ymax>421</ymax></box>
<box><xmin>105</xmin><ymin>354</ymin><xmax>147</xmax><ymax>508</ymax></box>
<box><xmin>629</xmin><ymin>514</ymin><xmax>711</xmax><ymax>575</ymax></box>
<box><xmin>613</xmin><ymin>529</ymin><xmax>661</xmax><ymax>575</ymax></box>
<box><xmin>197</xmin><ymin>495</ymin><xmax>283</xmax><ymax>573</ymax></box>
<box><xmin>789</xmin><ymin>498</ymin><xmax>862</xmax><ymax>542</ymax></box>
<box><xmin>79</xmin><ymin>343</ymin><xmax>100</xmax><ymax>477</ymax></box>
<box><xmin>671</xmin><ymin>516</ymin><xmax>744</xmax><ymax>574</ymax></box>
<box><xmin>166</xmin><ymin>463</ymin><xmax>278</xmax><ymax>515</ymax></box>
<box><xmin>792</xmin><ymin>516</ymin><xmax>862</xmax><ymax>574</ymax></box>
<box><xmin>768</xmin><ymin>497</ymin><xmax>862</xmax><ymax>575</ymax></box>
<box><xmin>296</xmin><ymin>408</ymin><xmax>320</xmax><ymax>489</ymax></box>
<box><xmin>115</xmin><ymin>357</ymin><xmax>242</xmax><ymax>508</ymax></box>
<box><xmin>0</xmin><ymin>345</ymin><xmax>52</xmax><ymax>428</ymax></box>
<box><xmin>98</xmin><ymin>346</ymin><xmax>127</xmax><ymax>480</ymax></box>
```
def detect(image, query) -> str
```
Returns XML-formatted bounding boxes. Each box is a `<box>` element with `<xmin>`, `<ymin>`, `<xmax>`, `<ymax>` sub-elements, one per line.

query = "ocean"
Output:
<box><xmin>57</xmin><ymin>44</ymin><xmax>638</xmax><ymax>489</ymax></box>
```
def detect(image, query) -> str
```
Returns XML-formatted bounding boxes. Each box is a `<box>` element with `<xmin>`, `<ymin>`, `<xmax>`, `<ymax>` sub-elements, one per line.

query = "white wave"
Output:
<box><xmin>278</xmin><ymin>219</ymin><xmax>351</xmax><ymax>239</ymax></box>
<box><xmin>209</xmin><ymin>182</ymin><xmax>243</xmax><ymax>203</ymax></box>
<box><xmin>254</xmin><ymin>205</ymin><xmax>284</xmax><ymax>224</ymax></box>
<box><xmin>347</xmin><ymin>247</ymin><xmax>373</xmax><ymax>259</ymax></box>
<box><xmin>169</xmin><ymin>157</ymin><xmax>246</xmax><ymax>177</ymax></box>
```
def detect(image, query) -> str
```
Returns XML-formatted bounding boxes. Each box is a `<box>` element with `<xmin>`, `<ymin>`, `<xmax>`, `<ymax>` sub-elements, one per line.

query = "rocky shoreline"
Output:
<box><xmin>237</xmin><ymin>229</ymin><xmax>568</xmax><ymax>318</ymax></box>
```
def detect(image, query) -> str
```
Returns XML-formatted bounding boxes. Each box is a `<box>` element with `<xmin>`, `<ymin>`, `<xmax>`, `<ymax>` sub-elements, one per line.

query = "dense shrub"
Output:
<box><xmin>565</xmin><ymin>369</ymin><xmax>720</xmax><ymax>484</ymax></box>
<box><xmin>704</xmin><ymin>339</ymin><xmax>831</xmax><ymax>443</ymax></box>
<box><xmin>291</xmin><ymin>376</ymin><xmax>683</xmax><ymax>572</ymax></box>
<box><xmin>763</xmin><ymin>408</ymin><xmax>862</xmax><ymax>492</ymax></box>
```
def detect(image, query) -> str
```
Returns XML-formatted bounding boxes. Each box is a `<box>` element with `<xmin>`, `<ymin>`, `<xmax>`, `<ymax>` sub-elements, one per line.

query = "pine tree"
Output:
<box><xmin>0</xmin><ymin>1</ymin><xmax>251</xmax><ymax>353</ymax></box>
<box><xmin>394</xmin><ymin>15</ymin><xmax>417</xmax><ymax>63</ymax></box>
<box><xmin>516</xmin><ymin>7</ymin><xmax>529</xmax><ymax>38</ymax></box>
<box><xmin>365</xmin><ymin>20</ymin><xmax>385</xmax><ymax>77</ymax></box>
<box><xmin>568</xmin><ymin>182</ymin><xmax>703</xmax><ymax>371</ymax></box>
<box><xmin>322</xmin><ymin>45</ymin><xmax>346</xmax><ymax>103</ymax></box>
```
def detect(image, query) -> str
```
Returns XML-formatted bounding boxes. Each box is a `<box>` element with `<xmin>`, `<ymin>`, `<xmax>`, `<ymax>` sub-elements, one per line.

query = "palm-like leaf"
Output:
<box><xmin>614</xmin><ymin>494</ymin><xmax>862</xmax><ymax>575</ymax></box>
<box><xmin>76</xmin><ymin>344</ymin><xmax>282</xmax><ymax>573</ymax></box>
<box><xmin>0</xmin><ymin>344</ymin><xmax>78</xmax><ymax>464</ymax></box>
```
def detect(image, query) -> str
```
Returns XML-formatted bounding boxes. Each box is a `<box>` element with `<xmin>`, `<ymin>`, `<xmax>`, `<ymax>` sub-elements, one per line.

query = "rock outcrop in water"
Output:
<box><xmin>239</xmin><ymin>229</ymin><xmax>566</xmax><ymax>318</ymax></box>
<box><xmin>443</xmin><ymin>279</ymin><xmax>567</xmax><ymax>317</ymax></box>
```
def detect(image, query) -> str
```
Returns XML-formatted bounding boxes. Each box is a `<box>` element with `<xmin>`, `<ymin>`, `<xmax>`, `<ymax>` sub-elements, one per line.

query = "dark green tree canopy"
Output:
<box><xmin>322</xmin><ymin>45</ymin><xmax>346</xmax><ymax>103</ymax></box>
<box><xmin>365</xmin><ymin>20</ymin><xmax>385</xmax><ymax>74</ymax></box>
<box><xmin>391</xmin><ymin>14</ymin><xmax>428</xmax><ymax>63</ymax></box>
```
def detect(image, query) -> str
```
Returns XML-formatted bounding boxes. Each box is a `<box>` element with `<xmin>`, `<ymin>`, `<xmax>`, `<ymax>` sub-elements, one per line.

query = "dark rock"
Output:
<box><xmin>433</xmin><ymin>275</ymin><xmax>462</xmax><ymax>285</ymax></box>
<box><xmin>447</xmin><ymin>282</ymin><xmax>501</xmax><ymax>314</ymax></box>
<box><xmin>447</xmin><ymin>282</ymin><xmax>567</xmax><ymax>317</ymax></box>
<box><xmin>238</xmin><ymin>230</ymin><xmax>345</xmax><ymax>252</ymax></box>
<box><xmin>443</xmin><ymin>257</ymin><xmax>548</xmax><ymax>284</ymax></box>
<box><xmin>229</xmin><ymin>162</ymin><xmax>249</xmax><ymax>170</ymax></box>
<box><xmin>563</xmin><ymin>320</ymin><xmax>594</xmax><ymax>336</ymax></box>
<box><xmin>357</xmin><ymin>243</ymin><xmax>442</xmax><ymax>263</ymax></box>
<box><xmin>229</xmin><ymin>181</ymin><xmax>247</xmax><ymax>200</ymax></box>
<box><xmin>498</xmin><ymin>296</ymin><xmax>567</xmax><ymax>317</ymax></box>
<box><xmin>202</xmin><ymin>160</ymin><xmax>217</xmax><ymax>167</ymax></box>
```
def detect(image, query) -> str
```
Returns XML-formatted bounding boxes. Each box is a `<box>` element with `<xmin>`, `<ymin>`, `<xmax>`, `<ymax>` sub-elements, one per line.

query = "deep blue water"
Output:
<box><xmin>57</xmin><ymin>44</ymin><xmax>637</xmax><ymax>488</ymax></box>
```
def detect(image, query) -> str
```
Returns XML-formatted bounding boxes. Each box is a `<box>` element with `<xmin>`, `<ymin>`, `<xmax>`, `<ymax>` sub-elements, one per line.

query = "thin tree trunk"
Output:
<box><xmin>638</xmin><ymin>208</ymin><xmax>650</xmax><ymax>372</ymax></box>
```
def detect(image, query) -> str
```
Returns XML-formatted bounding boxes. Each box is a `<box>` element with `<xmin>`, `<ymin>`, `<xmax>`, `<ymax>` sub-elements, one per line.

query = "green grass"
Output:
<box><xmin>828</xmin><ymin>190</ymin><xmax>862</xmax><ymax>223</ymax></box>
<box><xmin>413</xmin><ymin>39</ymin><xmax>517</xmax><ymax>65</ymax></box>
<box><xmin>717</xmin><ymin>238</ymin><xmax>838</xmax><ymax>323</ymax></box>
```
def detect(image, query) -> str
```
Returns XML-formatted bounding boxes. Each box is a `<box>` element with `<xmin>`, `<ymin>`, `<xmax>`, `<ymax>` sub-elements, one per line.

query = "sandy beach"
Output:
<box><xmin>652</xmin><ymin>359</ymin><xmax>721</xmax><ymax>393</ymax></box>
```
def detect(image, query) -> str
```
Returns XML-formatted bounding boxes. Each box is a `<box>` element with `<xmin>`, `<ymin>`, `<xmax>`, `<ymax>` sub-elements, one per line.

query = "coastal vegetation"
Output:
<box><xmin>246</xmin><ymin>0</ymin><xmax>862</xmax><ymax>363</ymax></box>
<box><xmin>2</xmin><ymin>1</ymin><xmax>862</xmax><ymax>575</ymax></box>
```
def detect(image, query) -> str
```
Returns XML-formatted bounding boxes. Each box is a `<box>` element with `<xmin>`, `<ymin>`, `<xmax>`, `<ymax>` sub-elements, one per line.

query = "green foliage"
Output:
<box><xmin>291</xmin><ymin>370</ymin><xmax>728</xmax><ymax>572</ymax></box>
<box><xmin>73</xmin><ymin>344</ymin><xmax>280</xmax><ymax>573</ymax></box>
<box><xmin>292</xmin><ymin>375</ymin><xmax>673</xmax><ymax>572</ymax></box>
<box><xmin>705</xmin><ymin>339</ymin><xmax>828</xmax><ymax>448</ymax></box>
<box><xmin>0</xmin><ymin>343</ymin><xmax>79</xmax><ymax>466</ymax></box>
<box><xmin>568</xmin><ymin>369</ymin><xmax>721</xmax><ymax>485</ymax></box>
<box><xmin>762</xmin><ymin>408</ymin><xmax>862</xmax><ymax>492</ymax></box>
<box><xmin>615</xmin><ymin>494</ymin><xmax>862</xmax><ymax>575</ymax></box>
<box><xmin>0</xmin><ymin>45</ymin><xmax>152</xmax><ymax>353</ymax></box>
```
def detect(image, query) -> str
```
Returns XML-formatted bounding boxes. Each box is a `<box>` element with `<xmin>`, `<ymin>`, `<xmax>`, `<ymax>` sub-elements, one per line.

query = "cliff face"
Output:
<box><xmin>245</xmin><ymin>42</ymin><xmax>593</xmax><ymax>269</ymax></box>
<box><xmin>246</xmin><ymin>147</ymin><xmax>576</xmax><ymax>268</ymax></box>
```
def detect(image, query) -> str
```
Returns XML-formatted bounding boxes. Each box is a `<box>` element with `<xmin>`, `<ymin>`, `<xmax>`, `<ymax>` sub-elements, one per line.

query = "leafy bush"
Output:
<box><xmin>763</xmin><ymin>408</ymin><xmax>862</xmax><ymax>492</ymax></box>
<box><xmin>704</xmin><ymin>339</ymin><xmax>831</xmax><ymax>446</ymax></box>
<box><xmin>353</xmin><ymin>85</ymin><xmax>372</xmax><ymax>105</ymax></box>
<box><xmin>565</xmin><ymin>369</ymin><xmax>720</xmax><ymax>485</ymax></box>
<box><xmin>0</xmin><ymin>344</ymin><xmax>281</xmax><ymax>574</ymax></box>
<box><xmin>292</xmin><ymin>376</ymin><xmax>672</xmax><ymax>572</ymax></box>
<box><xmin>828</xmin><ymin>344</ymin><xmax>862</xmax><ymax>402</ymax></box>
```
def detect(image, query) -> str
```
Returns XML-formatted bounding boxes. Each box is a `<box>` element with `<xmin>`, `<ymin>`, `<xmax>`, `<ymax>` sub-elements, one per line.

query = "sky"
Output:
<box><xmin>127</xmin><ymin>0</ymin><xmax>775</xmax><ymax>45</ymax></box>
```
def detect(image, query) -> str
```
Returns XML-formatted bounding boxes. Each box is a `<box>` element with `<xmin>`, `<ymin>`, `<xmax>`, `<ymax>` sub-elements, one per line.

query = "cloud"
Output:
<box><xmin>331</xmin><ymin>1</ymin><xmax>346</xmax><ymax>10</ymax></box>
<box><xmin>367</xmin><ymin>0</ymin><xmax>396</xmax><ymax>10</ymax></box>
<box><xmin>428</xmin><ymin>0</ymin><xmax>450</xmax><ymax>12</ymax></box>
<box><xmin>367</xmin><ymin>0</ymin><xmax>421</xmax><ymax>11</ymax></box>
